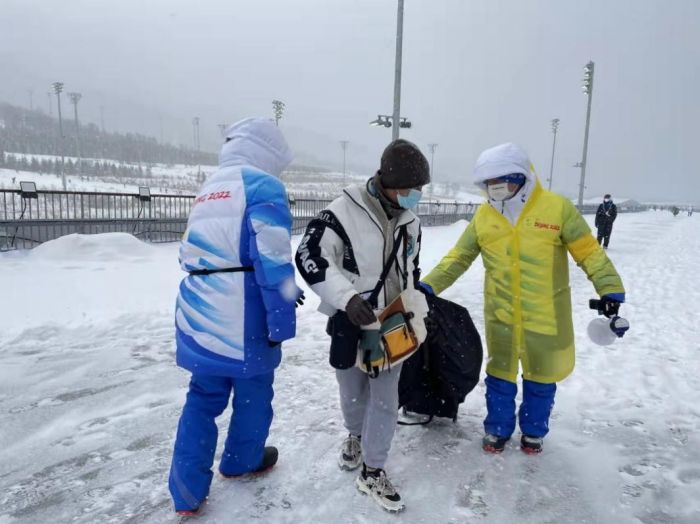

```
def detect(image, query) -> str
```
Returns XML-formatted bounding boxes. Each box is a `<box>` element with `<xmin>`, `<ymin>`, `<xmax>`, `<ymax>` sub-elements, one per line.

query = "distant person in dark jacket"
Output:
<box><xmin>595</xmin><ymin>194</ymin><xmax>617</xmax><ymax>248</ymax></box>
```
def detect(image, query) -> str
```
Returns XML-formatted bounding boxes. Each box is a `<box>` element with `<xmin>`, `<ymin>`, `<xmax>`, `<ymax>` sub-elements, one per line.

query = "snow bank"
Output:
<box><xmin>0</xmin><ymin>233</ymin><xmax>181</xmax><ymax>338</ymax></box>
<box><xmin>29</xmin><ymin>233</ymin><xmax>156</xmax><ymax>261</ymax></box>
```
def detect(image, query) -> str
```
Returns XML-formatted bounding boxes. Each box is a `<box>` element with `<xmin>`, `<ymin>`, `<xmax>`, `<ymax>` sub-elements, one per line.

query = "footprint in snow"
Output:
<box><xmin>677</xmin><ymin>468</ymin><xmax>700</xmax><ymax>484</ymax></box>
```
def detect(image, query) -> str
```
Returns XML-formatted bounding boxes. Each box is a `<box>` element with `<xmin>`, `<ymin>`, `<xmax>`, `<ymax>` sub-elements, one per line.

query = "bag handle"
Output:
<box><xmin>368</xmin><ymin>225</ymin><xmax>408</xmax><ymax>309</ymax></box>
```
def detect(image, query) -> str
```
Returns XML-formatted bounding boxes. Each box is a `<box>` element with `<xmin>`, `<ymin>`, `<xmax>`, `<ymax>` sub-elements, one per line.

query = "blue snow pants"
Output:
<box><xmin>169</xmin><ymin>371</ymin><xmax>274</xmax><ymax>511</ymax></box>
<box><xmin>483</xmin><ymin>374</ymin><xmax>556</xmax><ymax>439</ymax></box>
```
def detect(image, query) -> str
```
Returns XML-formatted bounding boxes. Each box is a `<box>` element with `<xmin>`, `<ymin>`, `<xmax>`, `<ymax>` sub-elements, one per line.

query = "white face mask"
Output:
<box><xmin>604</xmin><ymin>198</ymin><xmax>611</xmax><ymax>203</ymax></box>
<box><xmin>487</xmin><ymin>182</ymin><xmax>517</xmax><ymax>201</ymax></box>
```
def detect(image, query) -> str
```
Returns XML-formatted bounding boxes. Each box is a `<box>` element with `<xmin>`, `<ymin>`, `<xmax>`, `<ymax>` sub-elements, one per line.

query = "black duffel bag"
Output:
<box><xmin>398</xmin><ymin>294</ymin><xmax>483</xmax><ymax>423</ymax></box>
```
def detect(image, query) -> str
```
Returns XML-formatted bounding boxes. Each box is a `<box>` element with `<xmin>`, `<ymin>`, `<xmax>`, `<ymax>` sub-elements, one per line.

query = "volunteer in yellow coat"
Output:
<box><xmin>421</xmin><ymin>143</ymin><xmax>626</xmax><ymax>454</ymax></box>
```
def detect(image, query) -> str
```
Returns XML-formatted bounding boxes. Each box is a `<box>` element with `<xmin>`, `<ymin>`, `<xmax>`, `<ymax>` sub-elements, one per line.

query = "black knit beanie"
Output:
<box><xmin>378</xmin><ymin>139</ymin><xmax>430</xmax><ymax>189</ymax></box>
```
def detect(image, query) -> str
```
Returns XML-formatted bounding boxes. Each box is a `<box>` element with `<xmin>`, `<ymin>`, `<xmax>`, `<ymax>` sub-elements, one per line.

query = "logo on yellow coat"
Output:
<box><xmin>534</xmin><ymin>221</ymin><xmax>561</xmax><ymax>231</ymax></box>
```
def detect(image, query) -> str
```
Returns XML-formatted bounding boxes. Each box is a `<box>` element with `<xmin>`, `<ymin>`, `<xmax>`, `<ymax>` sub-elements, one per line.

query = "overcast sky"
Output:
<box><xmin>1</xmin><ymin>0</ymin><xmax>698</xmax><ymax>202</ymax></box>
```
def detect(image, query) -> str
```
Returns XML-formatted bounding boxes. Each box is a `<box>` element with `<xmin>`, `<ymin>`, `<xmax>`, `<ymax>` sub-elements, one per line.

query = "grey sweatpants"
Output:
<box><xmin>335</xmin><ymin>363</ymin><xmax>402</xmax><ymax>469</ymax></box>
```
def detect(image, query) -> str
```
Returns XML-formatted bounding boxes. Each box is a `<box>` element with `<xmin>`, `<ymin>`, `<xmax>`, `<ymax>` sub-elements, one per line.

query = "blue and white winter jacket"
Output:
<box><xmin>175</xmin><ymin>118</ymin><xmax>298</xmax><ymax>378</ymax></box>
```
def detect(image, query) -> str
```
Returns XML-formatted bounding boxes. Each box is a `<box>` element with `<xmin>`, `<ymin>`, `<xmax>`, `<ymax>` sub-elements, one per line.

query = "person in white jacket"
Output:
<box><xmin>169</xmin><ymin>117</ymin><xmax>302</xmax><ymax>516</ymax></box>
<box><xmin>295</xmin><ymin>139</ymin><xmax>430</xmax><ymax>513</ymax></box>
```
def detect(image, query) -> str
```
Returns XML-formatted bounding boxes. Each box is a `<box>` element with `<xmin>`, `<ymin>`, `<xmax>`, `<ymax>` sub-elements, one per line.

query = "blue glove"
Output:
<box><xmin>419</xmin><ymin>282</ymin><xmax>435</xmax><ymax>296</ymax></box>
<box><xmin>603</xmin><ymin>293</ymin><xmax>625</xmax><ymax>303</ymax></box>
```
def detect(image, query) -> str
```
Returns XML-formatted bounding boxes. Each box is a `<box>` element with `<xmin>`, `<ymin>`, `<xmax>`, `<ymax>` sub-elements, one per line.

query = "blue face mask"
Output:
<box><xmin>397</xmin><ymin>189</ymin><xmax>422</xmax><ymax>210</ymax></box>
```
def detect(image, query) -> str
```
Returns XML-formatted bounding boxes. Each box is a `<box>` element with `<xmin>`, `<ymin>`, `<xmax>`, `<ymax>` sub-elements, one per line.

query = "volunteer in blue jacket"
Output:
<box><xmin>169</xmin><ymin>117</ymin><xmax>302</xmax><ymax>516</ymax></box>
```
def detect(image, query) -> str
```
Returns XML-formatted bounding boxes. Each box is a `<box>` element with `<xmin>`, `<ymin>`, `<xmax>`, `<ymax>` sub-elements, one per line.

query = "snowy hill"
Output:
<box><xmin>1</xmin><ymin>210</ymin><xmax>698</xmax><ymax>523</ymax></box>
<box><xmin>0</xmin><ymin>152</ymin><xmax>213</xmax><ymax>194</ymax></box>
<box><xmin>0</xmin><ymin>165</ymin><xmax>207</xmax><ymax>195</ymax></box>
<box><xmin>1</xmin><ymin>152</ymin><xmax>484</xmax><ymax>202</ymax></box>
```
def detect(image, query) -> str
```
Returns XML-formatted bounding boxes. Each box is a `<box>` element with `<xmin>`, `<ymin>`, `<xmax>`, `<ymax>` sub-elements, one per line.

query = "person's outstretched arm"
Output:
<box><xmin>421</xmin><ymin>218</ymin><xmax>481</xmax><ymax>295</ymax></box>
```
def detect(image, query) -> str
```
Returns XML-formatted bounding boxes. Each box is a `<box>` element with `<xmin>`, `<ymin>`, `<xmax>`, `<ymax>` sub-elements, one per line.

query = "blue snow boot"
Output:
<box><xmin>520</xmin><ymin>435</ymin><xmax>543</xmax><ymax>454</ymax></box>
<box><xmin>221</xmin><ymin>446</ymin><xmax>278</xmax><ymax>479</ymax></box>
<box><xmin>482</xmin><ymin>433</ymin><xmax>510</xmax><ymax>453</ymax></box>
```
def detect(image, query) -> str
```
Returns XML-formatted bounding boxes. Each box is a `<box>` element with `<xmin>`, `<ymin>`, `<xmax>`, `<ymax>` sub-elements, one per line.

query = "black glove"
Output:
<box><xmin>268</xmin><ymin>339</ymin><xmax>281</xmax><ymax>348</ymax></box>
<box><xmin>345</xmin><ymin>295</ymin><xmax>377</xmax><ymax>326</ymax></box>
<box><xmin>599</xmin><ymin>295</ymin><xmax>621</xmax><ymax>318</ymax></box>
<box><xmin>296</xmin><ymin>291</ymin><xmax>305</xmax><ymax>308</ymax></box>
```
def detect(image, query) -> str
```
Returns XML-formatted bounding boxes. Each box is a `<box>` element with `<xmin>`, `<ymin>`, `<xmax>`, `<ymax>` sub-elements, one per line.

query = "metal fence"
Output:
<box><xmin>578</xmin><ymin>203</ymin><xmax>648</xmax><ymax>215</ymax></box>
<box><xmin>0</xmin><ymin>189</ymin><xmax>478</xmax><ymax>251</ymax></box>
<box><xmin>288</xmin><ymin>198</ymin><xmax>478</xmax><ymax>234</ymax></box>
<box><xmin>0</xmin><ymin>189</ymin><xmax>193</xmax><ymax>250</ymax></box>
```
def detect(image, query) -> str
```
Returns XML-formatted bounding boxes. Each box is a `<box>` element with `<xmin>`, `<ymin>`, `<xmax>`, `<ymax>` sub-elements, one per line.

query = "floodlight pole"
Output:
<box><xmin>68</xmin><ymin>92</ymin><xmax>82</xmax><ymax>175</ymax></box>
<box><xmin>428</xmin><ymin>143</ymin><xmax>437</xmax><ymax>200</ymax></box>
<box><xmin>578</xmin><ymin>61</ymin><xmax>594</xmax><ymax>209</ymax></box>
<box><xmin>52</xmin><ymin>82</ymin><xmax>66</xmax><ymax>190</ymax></box>
<box><xmin>392</xmin><ymin>0</ymin><xmax>404</xmax><ymax>141</ymax></box>
<box><xmin>272</xmin><ymin>100</ymin><xmax>285</xmax><ymax>126</ymax></box>
<box><xmin>192</xmin><ymin>117</ymin><xmax>201</xmax><ymax>177</ymax></box>
<box><xmin>340</xmin><ymin>140</ymin><xmax>349</xmax><ymax>186</ymax></box>
<box><xmin>547</xmin><ymin>118</ymin><xmax>559</xmax><ymax>190</ymax></box>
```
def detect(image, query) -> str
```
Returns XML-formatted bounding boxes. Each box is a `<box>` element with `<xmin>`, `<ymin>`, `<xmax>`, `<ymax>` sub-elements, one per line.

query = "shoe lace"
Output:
<box><xmin>374</xmin><ymin>470</ymin><xmax>397</xmax><ymax>497</ymax></box>
<box><xmin>343</xmin><ymin>436</ymin><xmax>361</xmax><ymax>457</ymax></box>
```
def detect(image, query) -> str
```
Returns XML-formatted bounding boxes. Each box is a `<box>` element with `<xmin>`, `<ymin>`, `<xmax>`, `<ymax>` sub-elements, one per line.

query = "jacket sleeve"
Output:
<box><xmin>295</xmin><ymin>210</ymin><xmax>358</xmax><ymax>312</ymax></box>
<box><xmin>611</xmin><ymin>204</ymin><xmax>618</xmax><ymax>222</ymax></box>
<box><xmin>246</xmin><ymin>178</ymin><xmax>298</xmax><ymax>343</ymax></box>
<box><xmin>412</xmin><ymin>225</ymin><xmax>422</xmax><ymax>288</ymax></box>
<box><xmin>422</xmin><ymin>217</ymin><xmax>481</xmax><ymax>295</ymax></box>
<box><xmin>561</xmin><ymin>199</ymin><xmax>625</xmax><ymax>296</ymax></box>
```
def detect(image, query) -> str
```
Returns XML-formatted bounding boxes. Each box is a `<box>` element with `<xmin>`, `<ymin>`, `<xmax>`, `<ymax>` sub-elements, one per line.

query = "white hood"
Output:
<box><xmin>218</xmin><ymin>117</ymin><xmax>293</xmax><ymax>177</ymax></box>
<box><xmin>473</xmin><ymin>142</ymin><xmax>535</xmax><ymax>191</ymax></box>
<box><xmin>473</xmin><ymin>143</ymin><xmax>538</xmax><ymax>225</ymax></box>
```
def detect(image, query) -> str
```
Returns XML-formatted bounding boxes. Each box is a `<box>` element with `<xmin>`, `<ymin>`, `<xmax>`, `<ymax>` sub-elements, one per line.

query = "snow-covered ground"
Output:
<box><xmin>0</xmin><ymin>210</ymin><xmax>698</xmax><ymax>523</ymax></box>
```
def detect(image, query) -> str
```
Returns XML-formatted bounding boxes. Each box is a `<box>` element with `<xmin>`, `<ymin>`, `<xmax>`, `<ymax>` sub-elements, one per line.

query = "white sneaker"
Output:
<box><xmin>338</xmin><ymin>434</ymin><xmax>362</xmax><ymax>471</ymax></box>
<box><xmin>355</xmin><ymin>465</ymin><xmax>404</xmax><ymax>512</ymax></box>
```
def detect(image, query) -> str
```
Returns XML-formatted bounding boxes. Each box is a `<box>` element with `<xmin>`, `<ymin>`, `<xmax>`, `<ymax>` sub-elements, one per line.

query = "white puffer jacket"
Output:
<box><xmin>175</xmin><ymin>117</ymin><xmax>298</xmax><ymax>378</ymax></box>
<box><xmin>295</xmin><ymin>182</ymin><xmax>422</xmax><ymax>316</ymax></box>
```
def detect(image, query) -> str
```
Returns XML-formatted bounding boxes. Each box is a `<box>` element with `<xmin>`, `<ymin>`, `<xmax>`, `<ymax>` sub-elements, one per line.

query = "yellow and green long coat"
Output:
<box><xmin>423</xmin><ymin>181</ymin><xmax>625</xmax><ymax>384</ymax></box>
